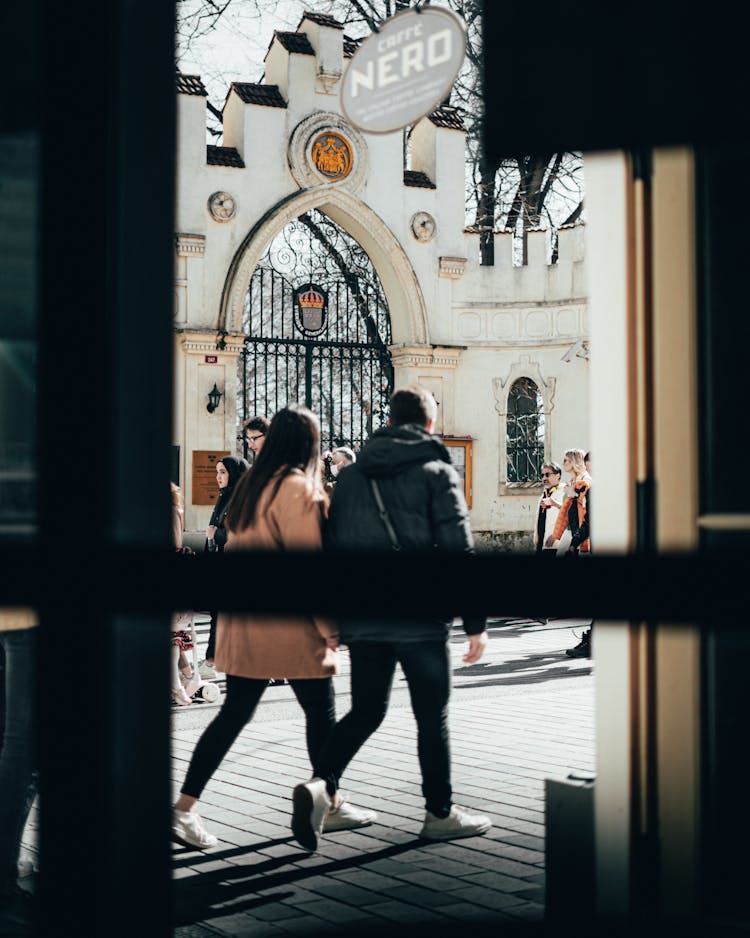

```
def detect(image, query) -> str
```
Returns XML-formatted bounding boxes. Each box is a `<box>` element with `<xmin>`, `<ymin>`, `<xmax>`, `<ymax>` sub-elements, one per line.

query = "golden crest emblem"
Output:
<box><xmin>310</xmin><ymin>132</ymin><xmax>353</xmax><ymax>181</ymax></box>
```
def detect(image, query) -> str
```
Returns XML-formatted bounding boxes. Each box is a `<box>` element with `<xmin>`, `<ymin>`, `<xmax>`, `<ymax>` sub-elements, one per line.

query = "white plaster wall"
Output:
<box><xmin>299</xmin><ymin>19</ymin><xmax>343</xmax><ymax>82</ymax></box>
<box><xmin>449</xmin><ymin>346</ymin><xmax>589</xmax><ymax>540</ymax></box>
<box><xmin>177</xmin><ymin>93</ymin><xmax>208</xmax><ymax>175</ymax></box>
<box><xmin>178</xmin><ymin>333</ymin><xmax>246</xmax><ymax>532</ymax></box>
<box><xmin>359</xmin><ymin>131</ymin><xmax>404</xmax><ymax>214</ymax></box>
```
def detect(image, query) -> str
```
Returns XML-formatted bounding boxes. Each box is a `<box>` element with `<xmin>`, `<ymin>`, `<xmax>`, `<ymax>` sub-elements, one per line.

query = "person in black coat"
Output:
<box><xmin>200</xmin><ymin>456</ymin><xmax>249</xmax><ymax>676</ymax></box>
<box><xmin>291</xmin><ymin>385</ymin><xmax>491</xmax><ymax>851</ymax></box>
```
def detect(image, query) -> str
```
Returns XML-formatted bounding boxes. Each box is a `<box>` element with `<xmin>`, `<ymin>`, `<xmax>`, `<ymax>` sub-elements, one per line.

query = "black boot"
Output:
<box><xmin>566</xmin><ymin>628</ymin><xmax>591</xmax><ymax>658</ymax></box>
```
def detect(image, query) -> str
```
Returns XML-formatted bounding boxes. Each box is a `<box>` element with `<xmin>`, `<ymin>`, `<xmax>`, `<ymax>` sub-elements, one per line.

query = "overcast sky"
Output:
<box><xmin>176</xmin><ymin>1</ymin><xmax>455</xmax><ymax>114</ymax></box>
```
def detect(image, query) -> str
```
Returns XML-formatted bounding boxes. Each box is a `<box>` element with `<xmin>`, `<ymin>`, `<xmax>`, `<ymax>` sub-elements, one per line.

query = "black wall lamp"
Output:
<box><xmin>206</xmin><ymin>383</ymin><xmax>223</xmax><ymax>414</ymax></box>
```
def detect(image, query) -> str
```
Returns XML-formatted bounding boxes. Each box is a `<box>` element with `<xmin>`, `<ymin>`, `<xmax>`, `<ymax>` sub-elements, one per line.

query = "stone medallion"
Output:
<box><xmin>411</xmin><ymin>211</ymin><xmax>436</xmax><ymax>242</ymax></box>
<box><xmin>288</xmin><ymin>112</ymin><xmax>367</xmax><ymax>192</ymax></box>
<box><xmin>207</xmin><ymin>191</ymin><xmax>236</xmax><ymax>222</ymax></box>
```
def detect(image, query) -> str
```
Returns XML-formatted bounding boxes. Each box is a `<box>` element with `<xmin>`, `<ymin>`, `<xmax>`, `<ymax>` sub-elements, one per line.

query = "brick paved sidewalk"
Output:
<box><xmin>171</xmin><ymin>620</ymin><xmax>595</xmax><ymax>937</ymax></box>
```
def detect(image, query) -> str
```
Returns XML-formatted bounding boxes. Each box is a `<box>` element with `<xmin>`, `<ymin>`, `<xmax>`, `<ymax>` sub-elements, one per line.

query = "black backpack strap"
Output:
<box><xmin>369</xmin><ymin>478</ymin><xmax>402</xmax><ymax>551</ymax></box>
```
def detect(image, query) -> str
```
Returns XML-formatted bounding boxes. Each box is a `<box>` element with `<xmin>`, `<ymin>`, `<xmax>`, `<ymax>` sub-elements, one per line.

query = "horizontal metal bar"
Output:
<box><xmin>243</xmin><ymin>337</ymin><xmax>387</xmax><ymax>351</ymax></box>
<box><xmin>697</xmin><ymin>514</ymin><xmax>750</xmax><ymax>530</ymax></box>
<box><xmin>0</xmin><ymin>547</ymin><xmax>745</xmax><ymax>622</ymax></box>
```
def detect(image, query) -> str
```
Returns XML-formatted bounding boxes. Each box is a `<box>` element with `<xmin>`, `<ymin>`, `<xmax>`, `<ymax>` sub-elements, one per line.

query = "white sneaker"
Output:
<box><xmin>291</xmin><ymin>777</ymin><xmax>331</xmax><ymax>852</ymax></box>
<box><xmin>419</xmin><ymin>805</ymin><xmax>492</xmax><ymax>841</ymax></box>
<box><xmin>171</xmin><ymin>686</ymin><xmax>192</xmax><ymax>707</ymax></box>
<box><xmin>198</xmin><ymin>660</ymin><xmax>217</xmax><ymax>680</ymax></box>
<box><xmin>322</xmin><ymin>799</ymin><xmax>377</xmax><ymax>833</ymax></box>
<box><xmin>172</xmin><ymin>808</ymin><xmax>218</xmax><ymax>849</ymax></box>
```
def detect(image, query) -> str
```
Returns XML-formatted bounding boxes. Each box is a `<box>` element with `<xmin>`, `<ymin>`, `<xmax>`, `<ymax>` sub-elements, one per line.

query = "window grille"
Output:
<box><xmin>507</xmin><ymin>377</ymin><xmax>545</xmax><ymax>482</ymax></box>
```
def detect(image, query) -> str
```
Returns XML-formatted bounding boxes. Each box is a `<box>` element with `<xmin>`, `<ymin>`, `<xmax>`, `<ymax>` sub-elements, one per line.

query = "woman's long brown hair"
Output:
<box><xmin>225</xmin><ymin>404</ymin><xmax>322</xmax><ymax>533</ymax></box>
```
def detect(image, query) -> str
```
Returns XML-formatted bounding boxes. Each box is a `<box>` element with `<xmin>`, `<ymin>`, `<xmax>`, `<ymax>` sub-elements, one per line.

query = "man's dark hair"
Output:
<box><xmin>243</xmin><ymin>415</ymin><xmax>270</xmax><ymax>434</ymax></box>
<box><xmin>388</xmin><ymin>385</ymin><xmax>438</xmax><ymax>428</ymax></box>
<box><xmin>542</xmin><ymin>461</ymin><xmax>562</xmax><ymax>477</ymax></box>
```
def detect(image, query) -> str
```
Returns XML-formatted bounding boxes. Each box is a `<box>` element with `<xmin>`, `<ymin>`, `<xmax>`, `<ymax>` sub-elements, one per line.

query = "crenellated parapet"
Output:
<box><xmin>460</xmin><ymin>223</ymin><xmax>585</xmax><ymax>281</ymax></box>
<box><xmin>438</xmin><ymin>222</ymin><xmax>588</xmax><ymax>349</ymax></box>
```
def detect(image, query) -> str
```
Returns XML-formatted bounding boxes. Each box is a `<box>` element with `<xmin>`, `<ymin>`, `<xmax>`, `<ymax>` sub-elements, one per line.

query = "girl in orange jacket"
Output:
<box><xmin>545</xmin><ymin>448</ymin><xmax>592</xmax><ymax>553</ymax></box>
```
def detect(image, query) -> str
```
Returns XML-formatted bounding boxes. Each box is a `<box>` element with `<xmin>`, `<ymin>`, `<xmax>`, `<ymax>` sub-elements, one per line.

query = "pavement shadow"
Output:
<box><xmin>450</xmin><ymin>654</ymin><xmax>592</xmax><ymax>688</ymax></box>
<box><xmin>172</xmin><ymin>836</ymin><xmax>422</xmax><ymax>927</ymax></box>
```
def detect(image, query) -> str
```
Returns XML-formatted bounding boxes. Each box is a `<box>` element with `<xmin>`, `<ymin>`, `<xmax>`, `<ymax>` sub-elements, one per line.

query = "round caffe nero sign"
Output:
<box><xmin>341</xmin><ymin>8</ymin><xmax>466</xmax><ymax>134</ymax></box>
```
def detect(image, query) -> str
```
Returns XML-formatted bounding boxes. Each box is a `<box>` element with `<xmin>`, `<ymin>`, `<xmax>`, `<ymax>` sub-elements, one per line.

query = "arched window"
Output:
<box><xmin>507</xmin><ymin>377</ymin><xmax>544</xmax><ymax>482</ymax></box>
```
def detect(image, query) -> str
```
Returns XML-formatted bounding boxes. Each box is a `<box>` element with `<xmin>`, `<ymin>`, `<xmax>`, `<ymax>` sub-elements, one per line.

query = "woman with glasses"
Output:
<box><xmin>172</xmin><ymin>404</ymin><xmax>374</xmax><ymax>849</ymax></box>
<box><xmin>534</xmin><ymin>461</ymin><xmax>564</xmax><ymax>556</ymax></box>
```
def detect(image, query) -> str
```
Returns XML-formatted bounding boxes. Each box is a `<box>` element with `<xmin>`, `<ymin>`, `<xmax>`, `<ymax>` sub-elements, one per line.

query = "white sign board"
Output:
<box><xmin>341</xmin><ymin>7</ymin><xmax>466</xmax><ymax>134</ymax></box>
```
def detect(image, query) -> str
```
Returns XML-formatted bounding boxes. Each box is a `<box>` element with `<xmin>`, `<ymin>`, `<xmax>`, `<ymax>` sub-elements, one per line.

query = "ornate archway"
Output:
<box><xmin>219</xmin><ymin>186</ymin><xmax>429</xmax><ymax>348</ymax></box>
<box><xmin>239</xmin><ymin>208</ymin><xmax>394</xmax><ymax>454</ymax></box>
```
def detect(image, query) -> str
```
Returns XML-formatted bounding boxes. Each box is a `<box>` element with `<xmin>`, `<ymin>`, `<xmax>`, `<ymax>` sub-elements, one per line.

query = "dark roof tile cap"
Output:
<box><xmin>404</xmin><ymin>170</ymin><xmax>436</xmax><ymax>189</ymax></box>
<box><xmin>176</xmin><ymin>72</ymin><xmax>208</xmax><ymax>97</ymax></box>
<box><xmin>299</xmin><ymin>10</ymin><xmax>345</xmax><ymax>29</ymax></box>
<box><xmin>273</xmin><ymin>31</ymin><xmax>315</xmax><ymax>55</ymax></box>
<box><xmin>343</xmin><ymin>35</ymin><xmax>360</xmax><ymax>58</ymax></box>
<box><xmin>230</xmin><ymin>83</ymin><xmax>287</xmax><ymax>108</ymax></box>
<box><xmin>428</xmin><ymin>105</ymin><xmax>465</xmax><ymax>130</ymax></box>
<box><xmin>206</xmin><ymin>145</ymin><xmax>245</xmax><ymax>168</ymax></box>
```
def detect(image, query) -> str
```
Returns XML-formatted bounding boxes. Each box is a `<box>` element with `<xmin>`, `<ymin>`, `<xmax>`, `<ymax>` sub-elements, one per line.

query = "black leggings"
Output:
<box><xmin>205</xmin><ymin>611</ymin><xmax>217</xmax><ymax>661</ymax></box>
<box><xmin>181</xmin><ymin>674</ymin><xmax>335</xmax><ymax>799</ymax></box>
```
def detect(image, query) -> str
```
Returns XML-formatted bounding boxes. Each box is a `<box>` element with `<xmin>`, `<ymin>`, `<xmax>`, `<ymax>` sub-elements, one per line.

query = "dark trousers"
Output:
<box><xmin>0</xmin><ymin>629</ymin><xmax>37</xmax><ymax>894</ymax></box>
<box><xmin>181</xmin><ymin>674</ymin><xmax>335</xmax><ymax>799</ymax></box>
<box><xmin>205</xmin><ymin>611</ymin><xmax>217</xmax><ymax>661</ymax></box>
<box><xmin>314</xmin><ymin>640</ymin><xmax>453</xmax><ymax>818</ymax></box>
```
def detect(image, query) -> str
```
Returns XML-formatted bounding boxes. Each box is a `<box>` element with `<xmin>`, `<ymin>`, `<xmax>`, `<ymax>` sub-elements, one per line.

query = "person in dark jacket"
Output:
<box><xmin>200</xmin><ymin>455</ymin><xmax>249</xmax><ymax>678</ymax></box>
<box><xmin>291</xmin><ymin>384</ymin><xmax>491</xmax><ymax>851</ymax></box>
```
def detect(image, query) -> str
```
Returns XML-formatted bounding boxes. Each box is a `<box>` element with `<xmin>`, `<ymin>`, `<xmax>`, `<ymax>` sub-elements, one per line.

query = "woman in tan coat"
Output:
<box><xmin>172</xmin><ymin>405</ymin><xmax>374</xmax><ymax>849</ymax></box>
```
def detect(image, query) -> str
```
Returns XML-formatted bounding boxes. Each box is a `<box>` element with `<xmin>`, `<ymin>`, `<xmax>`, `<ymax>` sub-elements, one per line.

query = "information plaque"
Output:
<box><xmin>441</xmin><ymin>438</ymin><xmax>473</xmax><ymax>508</ymax></box>
<box><xmin>191</xmin><ymin>450</ymin><xmax>230</xmax><ymax>506</ymax></box>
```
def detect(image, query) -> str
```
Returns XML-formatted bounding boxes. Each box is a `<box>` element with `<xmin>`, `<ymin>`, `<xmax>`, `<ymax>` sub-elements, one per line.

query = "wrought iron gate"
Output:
<box><xmin>240</xmin><ymin>209</ymin><xmax>394</xmax><ymax>455</ymax></box>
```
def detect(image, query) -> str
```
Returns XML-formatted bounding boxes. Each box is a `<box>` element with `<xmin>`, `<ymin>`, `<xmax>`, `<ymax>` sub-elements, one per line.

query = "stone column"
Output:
<box><xmin>388</xmin><ymin>345</ymin><xmax>462</xmax><ymax>437</ymax></box>
<box><xmin>174</xmin><ymin>233</ymin><xmax>205</xmax><ymax>326</ymax></box>
<box><xmin>176</xmin><ymin>330</ymin><xmax>245</xmax><ymax>534</ymax></box>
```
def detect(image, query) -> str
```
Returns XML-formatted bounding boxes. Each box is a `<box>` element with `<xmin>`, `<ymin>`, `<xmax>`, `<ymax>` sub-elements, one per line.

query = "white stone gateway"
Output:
<box><xmin>174</xmin><ymin>10</ymin><xmax>589</xmax><ymax>550</ymax></box>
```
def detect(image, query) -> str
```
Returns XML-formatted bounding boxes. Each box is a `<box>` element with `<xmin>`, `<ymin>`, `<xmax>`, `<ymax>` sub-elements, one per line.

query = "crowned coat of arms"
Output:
<box><xmin>293</xmin><ymin>283</ymin><xmax>329</xmax><ymax>335</ymax></box>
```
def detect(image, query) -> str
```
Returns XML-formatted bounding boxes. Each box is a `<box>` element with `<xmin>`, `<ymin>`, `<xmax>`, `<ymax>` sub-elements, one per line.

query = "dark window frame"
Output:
<box><xmin>3</xmin><ymin>3</ymin><xmax>750</xmax><ymax>936</ymax></box>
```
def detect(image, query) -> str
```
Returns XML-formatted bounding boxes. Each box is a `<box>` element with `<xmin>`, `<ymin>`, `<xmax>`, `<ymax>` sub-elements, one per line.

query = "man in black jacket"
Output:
<box><xmin>291</xmin><ymin>385</ymin><xmax>491</xmax><ymax>851</ymax></box>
